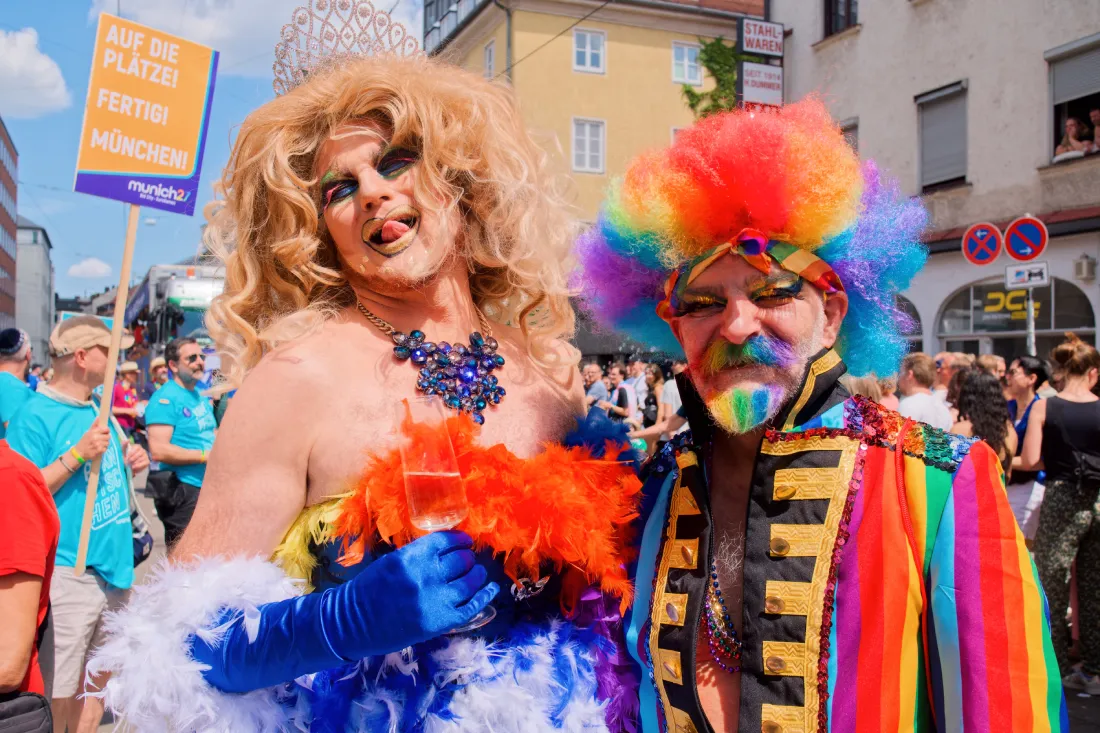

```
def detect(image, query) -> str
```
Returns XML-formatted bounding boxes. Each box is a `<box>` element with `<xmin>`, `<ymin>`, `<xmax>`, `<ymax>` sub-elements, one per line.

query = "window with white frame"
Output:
<box><xmin>1046</xmin><ymin>33</ymin><xmax>1100</xmax><ymax>162</ymax></box>
<box><xmin>917</xmin><ymin>82</ymin><xmax>967</xmax><ymax>191</ymax></box>
<box><xmin>484</xmin><ymin>40</ymin><xmax>495</xmax><ymax>78</ymax></box>
<box><xmin>672</xmin><ymin>42</ymin><xmax>702</xmax><ymax>85</ymax></box>
<box><xmin>573</xmin><ymin>119</ymin><xmax>605</xmax><ymax>173</ymax></box>
<box><xmin>574</xmin><ymin>29</ymin><xmax>605</xmax><ymax>73</ymax></box>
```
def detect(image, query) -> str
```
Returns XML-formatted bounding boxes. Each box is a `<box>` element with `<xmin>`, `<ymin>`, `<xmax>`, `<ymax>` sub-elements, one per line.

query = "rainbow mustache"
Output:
<box><xmin>692</xmin><ymin>334</ymin><xmax>799</xmax><ymax>377</ymax></box>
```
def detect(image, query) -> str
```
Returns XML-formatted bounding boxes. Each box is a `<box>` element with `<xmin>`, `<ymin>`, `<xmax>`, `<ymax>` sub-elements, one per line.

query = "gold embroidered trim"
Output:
<box><xmin>762</xmin><ymin>641</ymin><xmax>806</xmax><ymax>676</ymax></box>
<box><xmin>658</xmin><ymin>649</ymin><xmax>684</xmax><ymax>685</ymax></box>
<box><xmin>675</xmin><ymin>451</ymin><xmax>698</xmax><ymax>469</ymax></box>
<box><xmin>768</xmin><ymin>524</ymin><xmax>825</xmax><ymax>557</ymax></box>
<box><xmin>761</xmin><ymin>435</ymin><xmax>852</xmax><ymax>457</ymax></box>
<box><xmin>668</xmin><ymin>707</ymin><xmax>700</xmax><ymax>733</ymax></box>
<box><xmin>764</xmin><ymin>581</ymin><xmax>812</xmax><ymax>616</ymax></box>
<box><xmin>799</xmin><ymin>438</ymin><xmax>859</xmax><ymax>725</ymax></box>
<box><xmin>761</xmin><ymin>704</ymin><xmax>807</xmax><ymax>733</ymax></box>
<box><xmin>668</xmin><ymin>538</ymin><xmax>699</xmax><ymax>569</ymax></box>
<box><xmin>781</xmin><ymin>349</ymin><xmax>842</xmax><ymax>432</ymax></box>
<box><xmin>673</xmin><ymin>483</ymin><xmax>701</xmax><ymax>515</ymax></box>
<box><xmin>660</xmin><ymin>593</ymin><xmax>689</xmax><ymax>627</ymax></box>
<box><xmin>773</xmin><ymin>466</ymin><xmax>845</xmax><ymax>501</ymax></box>
<box><xmin>647</xmin><ymin>450</ymin><xmax>696</xmax><ymax>726</ymax></box>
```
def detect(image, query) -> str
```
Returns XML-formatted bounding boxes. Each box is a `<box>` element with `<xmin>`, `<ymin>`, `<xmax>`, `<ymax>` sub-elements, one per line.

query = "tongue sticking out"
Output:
<box><xmin>380</xmin><ymin>219</ymin><xmax>411</xmax><ymax>244</ymax></box>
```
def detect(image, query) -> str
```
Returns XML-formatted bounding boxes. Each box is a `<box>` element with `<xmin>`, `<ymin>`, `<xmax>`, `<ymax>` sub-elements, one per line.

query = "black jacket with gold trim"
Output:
<box><xmin>623</xmin><ymin>349</ymin><xmax>1065</xmax><ymax>733</ymax></box>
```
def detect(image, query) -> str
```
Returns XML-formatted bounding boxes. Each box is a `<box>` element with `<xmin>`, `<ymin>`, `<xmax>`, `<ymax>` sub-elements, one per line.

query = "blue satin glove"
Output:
<box><xmin>191</xmin><ymin>531</ymin><xmax>499</xmax><ymax>693</ymax></box>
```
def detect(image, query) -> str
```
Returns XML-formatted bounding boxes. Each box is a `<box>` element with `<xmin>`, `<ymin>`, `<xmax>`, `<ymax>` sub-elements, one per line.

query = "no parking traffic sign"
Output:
<box><xmin>961</xmin><ymin>222</ymin><xmax>1002</xmax><ymax>266</ymax></box>
<box><xmin>1004</xmin><ymin>216</ymin><xmax>1048</xmax><ymax>262</ymax></box>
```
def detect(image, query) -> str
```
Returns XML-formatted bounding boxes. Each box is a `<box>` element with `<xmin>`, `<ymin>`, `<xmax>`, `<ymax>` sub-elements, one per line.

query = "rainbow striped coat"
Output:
<box><xmin>626</xmin><ymin>349</ymin><xmax>1067</xmax><ymax>732</ymax></box>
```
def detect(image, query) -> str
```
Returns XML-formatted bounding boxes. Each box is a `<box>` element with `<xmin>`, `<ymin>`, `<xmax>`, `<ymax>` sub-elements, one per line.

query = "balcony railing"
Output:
<box><xmin>424</xmin><ymin>0</ymin><xmax>490</xmax><ymax>54</ymax></box>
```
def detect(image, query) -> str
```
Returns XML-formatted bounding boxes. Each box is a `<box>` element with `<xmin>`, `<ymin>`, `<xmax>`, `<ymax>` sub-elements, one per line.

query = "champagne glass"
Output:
<box><xmin>395</xmin><ymin>397</ymin><xmax>496</xmax><ymax>631</ymax></box>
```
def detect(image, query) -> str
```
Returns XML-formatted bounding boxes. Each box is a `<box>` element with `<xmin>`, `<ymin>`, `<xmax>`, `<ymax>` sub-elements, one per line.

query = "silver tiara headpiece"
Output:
<box><xmin>273</xmin><ymin>0</ymin><xmax>421</xmax><ymax>95</ymax></box>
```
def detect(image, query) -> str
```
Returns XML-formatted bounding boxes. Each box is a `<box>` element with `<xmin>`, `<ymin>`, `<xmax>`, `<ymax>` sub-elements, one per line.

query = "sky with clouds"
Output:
<box><xmin>0</xmin><ymin>0</ymin><xmax>423</xmax><ymax>298</ymax></box>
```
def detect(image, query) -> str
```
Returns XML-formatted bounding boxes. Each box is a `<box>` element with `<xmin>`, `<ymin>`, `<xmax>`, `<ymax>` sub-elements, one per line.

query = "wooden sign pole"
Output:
<box><xmin>74</xmin><ymin>203</ymin><xmax>140</xmax><ymax>575</ymax></box>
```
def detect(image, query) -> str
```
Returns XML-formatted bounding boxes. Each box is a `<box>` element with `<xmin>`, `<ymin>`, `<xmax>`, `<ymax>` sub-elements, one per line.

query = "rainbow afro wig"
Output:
<box><xmin>574</xmin><ymin>98</ymin><xmax>928</xmax><ymax>377</ymax></box>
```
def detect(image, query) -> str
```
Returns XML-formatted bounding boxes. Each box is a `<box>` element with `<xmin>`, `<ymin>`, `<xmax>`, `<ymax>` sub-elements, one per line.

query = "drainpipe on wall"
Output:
<box><xmin>491</xmin><ymin>0</ymin><xmax>514</xmax><ymax>82</ymax></box>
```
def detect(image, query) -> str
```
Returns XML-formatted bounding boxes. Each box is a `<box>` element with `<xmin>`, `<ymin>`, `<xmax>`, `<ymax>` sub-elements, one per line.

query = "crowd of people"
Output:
<box><xmin>0</xmin><ymin>29</ymin><xmax>1094</xmax><ymax>729</ymax></box>
<box><xmin>0</xmin><ymin>320</ymin><xmax>218</xmax><ymax>730</ymax></box>
<box><xmin>582</xmin><ymin>358</ymin><xmax>689</xmax><ymax>453</ymax></box>
<box><xmin>3</xmin><ymin>313</ymin><xmax>1099</xmax><ymax>727</ymax></box>
<box><xmin>1055</xmin><ymin>106</ymin><xmax>1100</xmax><ymax>157</ymax></box>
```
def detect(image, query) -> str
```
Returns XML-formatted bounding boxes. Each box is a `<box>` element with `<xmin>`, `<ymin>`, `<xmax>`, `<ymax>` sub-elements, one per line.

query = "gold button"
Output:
<box><xmin>680</xmin><ymin>544</ymin><xmax>694</xmax><ymax>565</ymax></box>
<box><xmin>770</xmin><ymin>537</ymin><xmax>790</xmax><ymax>556</ymax></box>
<box><xmin>762</xmin><ymin>722</ymin><xmax>783</xmax><ymax>733</ymax></box>
<box><xmin>764</xmin><ymin>595</ymin><xmax>785</xmax><ymax>614</ymax></box>
<box><xmin>665</xmin><ymin>602</ymin><xmax>680</xmax><ymax>623</ymax></box>
<box><xmin>774</xmin><ymin>484</ymin><xmax>797</xmax><ymax>500</ymax></box>
<box><xmin>765</xmin><ymin>655</ymin><xmax>787</xmax><ymax>674</ymax></box>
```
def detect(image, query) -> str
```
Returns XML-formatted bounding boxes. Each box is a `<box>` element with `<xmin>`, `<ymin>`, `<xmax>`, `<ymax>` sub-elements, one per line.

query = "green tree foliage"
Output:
<box><xmin>683</xmin><ymin>37</ymin><xmax>764</xmax><ymax>119</ymax></box>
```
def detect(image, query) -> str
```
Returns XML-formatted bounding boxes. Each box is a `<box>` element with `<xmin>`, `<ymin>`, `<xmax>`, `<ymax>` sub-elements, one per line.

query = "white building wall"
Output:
<box><xmin>773</xmin><ymin>0</ymin><xmax>1100</xmax><ymax>354</ymax></box>
<box><xmin>908</xmin><ymin>231</ymin><xmax>1100</xmax><ymax>353</ymax></box>
<box><xmin>775</xmin><ymin>0</ymin><xmax>1100</xmax><ymax>217</ymax></box>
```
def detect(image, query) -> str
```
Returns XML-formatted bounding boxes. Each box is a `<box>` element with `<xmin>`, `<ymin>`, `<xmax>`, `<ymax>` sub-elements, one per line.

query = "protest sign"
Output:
<box><xmin>72</xmin><ymin>13</ymin><xmax>218</xmax><ymax>574</ymax></box>
<box><xmin>73</xmin><ymin>13</ymin><xmax>218</xmax><ymax>216</ymax></box>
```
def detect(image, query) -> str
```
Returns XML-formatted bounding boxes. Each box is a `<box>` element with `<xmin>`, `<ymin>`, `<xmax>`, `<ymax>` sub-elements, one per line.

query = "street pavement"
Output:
<box><xmin>95</xmin><ymin>493</ymin><xmax>1100</xmax><ymax>731</ymax></box>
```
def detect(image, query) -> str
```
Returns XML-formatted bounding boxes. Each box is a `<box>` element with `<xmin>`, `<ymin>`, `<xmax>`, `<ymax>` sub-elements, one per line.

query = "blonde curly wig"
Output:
<box><xmin>204</xmin><ymin>54</ymin><xmax>580</xmax><ymax>390</ymax></box>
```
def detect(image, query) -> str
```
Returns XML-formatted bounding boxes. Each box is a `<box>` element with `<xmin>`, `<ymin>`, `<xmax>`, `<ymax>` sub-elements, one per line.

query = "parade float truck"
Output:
<box><xmin>125</xmin><ymin>263</ymin><xmax>225</xmax><ymax>383</ymax></box>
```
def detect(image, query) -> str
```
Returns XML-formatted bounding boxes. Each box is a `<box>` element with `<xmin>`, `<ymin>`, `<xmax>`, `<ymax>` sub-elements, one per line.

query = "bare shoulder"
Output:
<box><xmin>495</xmin><ymin>323</ymin><xmax>584</xmax><ymax>411</ymax></box>
<box><xmin>950</xmin><ymin>419</ymin><xmax>973</xmax><ymax>437</ymax></box>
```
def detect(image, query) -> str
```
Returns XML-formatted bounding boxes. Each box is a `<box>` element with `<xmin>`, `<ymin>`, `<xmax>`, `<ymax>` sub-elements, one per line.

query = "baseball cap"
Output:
<box><xmin>0</xmin><ymin>328</ymin><xmax>28</xmax><ymax>356</ymax></box>
<box><xmin>120</xmin><ymin>360</ymin><xmax>140</xmax><ymax>373</ymax></box>
<box><xmin>150</xmin><ymin>356</ymin><xmax>166</xmax><ymax>370</ymax></box>
<box><xmin>49</xmin><ymin>316</ymin><xmax>134</xmax><ymax>357</ymax></box>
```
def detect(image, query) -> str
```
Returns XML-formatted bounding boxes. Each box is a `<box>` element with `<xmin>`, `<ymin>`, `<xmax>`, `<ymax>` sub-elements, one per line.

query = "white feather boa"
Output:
<box><xmin>85</xmin><ymin>557</ymin><xmax>302</xmax><ymax>732</ymax></box>
<box><xmin>86</xmin><ymin>556</ymin><xmax>610</xmax><ymax>733</ymax></box>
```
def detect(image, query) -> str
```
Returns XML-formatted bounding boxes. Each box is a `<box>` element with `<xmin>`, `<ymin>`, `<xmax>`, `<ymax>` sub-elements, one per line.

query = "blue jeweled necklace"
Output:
<box><xmin>357</xmin><ymin>299</ymin><xmax>506</xmax><ymax>425</ymax></box>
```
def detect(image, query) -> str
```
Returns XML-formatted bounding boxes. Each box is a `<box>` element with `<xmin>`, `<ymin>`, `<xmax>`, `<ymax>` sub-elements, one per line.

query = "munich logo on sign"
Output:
<box><xmin>1004</xmin><ymin>216</ymin><xmax>1048</xmax><ymax>262</ymax></box>
<box><xmin>961</xmin><ymin>222</ymin><xmax>1002</xmax><ymax>266</ymax></box>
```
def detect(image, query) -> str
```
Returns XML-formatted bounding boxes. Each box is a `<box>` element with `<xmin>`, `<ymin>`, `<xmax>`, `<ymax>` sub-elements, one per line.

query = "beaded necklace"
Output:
<box><xmin>704</xmin><ymin>559</ymin><xmax>743</xmax><ymax>673</ymax></box>
<box><xmin>356</xmin><ymin>299</ymin><xmax>507</xmax><ymax>425</ymax></box>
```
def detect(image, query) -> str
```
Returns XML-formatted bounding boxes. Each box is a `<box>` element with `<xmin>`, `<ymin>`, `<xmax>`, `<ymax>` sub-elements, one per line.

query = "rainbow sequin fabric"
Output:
<box><xmin>625</xmin><ymin>352</ymin><xmax>1067</xmax><ymax>732</ymax></box>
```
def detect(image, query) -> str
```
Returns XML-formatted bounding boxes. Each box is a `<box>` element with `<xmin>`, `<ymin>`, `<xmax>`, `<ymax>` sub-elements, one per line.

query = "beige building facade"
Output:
<box><xmin>429</xmin><ymin>0</ymin><xmax>766</xmax><ymax>220</ymax></box>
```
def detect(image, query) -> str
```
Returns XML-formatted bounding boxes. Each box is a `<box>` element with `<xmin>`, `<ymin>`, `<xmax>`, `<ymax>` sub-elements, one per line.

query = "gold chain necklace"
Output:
<box><xmin>355</xmin><ymin>299</ymin><xmax>493</xmax><ymax>338</ymax></box>
<box><xmin>356</xmin><ymin>298</ymin><xmax>504</xmax><ymax>425</ymax></box>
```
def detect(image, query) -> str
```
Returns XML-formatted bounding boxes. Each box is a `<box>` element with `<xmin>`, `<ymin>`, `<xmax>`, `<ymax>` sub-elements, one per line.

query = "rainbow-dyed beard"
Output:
<box><xmin>690</xmin><ymin>333</ymin><xmax>809</xmax><ymax>434</ymax></box>
<box><xmin>705</xmin><ymin>384</ymin><xmax>790</xmax><ymax>434</ymax></box>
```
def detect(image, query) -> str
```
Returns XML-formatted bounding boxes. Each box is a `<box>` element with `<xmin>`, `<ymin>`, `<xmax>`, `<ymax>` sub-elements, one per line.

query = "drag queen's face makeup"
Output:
<box><xmin>670</xmin><ymin>256</ymin><xmax>846</xmax><ymax>434</ymax></box>
<box><xmin>316</xmin><ymin>121</ymin><xmax>459</xmax><ymax>288</ymax></box>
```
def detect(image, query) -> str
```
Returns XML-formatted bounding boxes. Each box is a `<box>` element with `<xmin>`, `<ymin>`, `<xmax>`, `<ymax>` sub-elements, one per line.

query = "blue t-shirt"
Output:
<box><xmin>586</xmin><ymin>380</ymin><xmax>609</xmax><ymax>413</ymax></box>
<box><xmin>144</xmin><ymin>381</ymin><xmax>216</xmax><ymax>488</ymax></box>
<box><xmin>0</xmin><ymin>372</ymin><xmax>34</xmax><ymax>439</ymax></box>
<box><xmin>7</xmin><ymin>393</ymin><xmax>134</xmax><ymax>589</ymax></box>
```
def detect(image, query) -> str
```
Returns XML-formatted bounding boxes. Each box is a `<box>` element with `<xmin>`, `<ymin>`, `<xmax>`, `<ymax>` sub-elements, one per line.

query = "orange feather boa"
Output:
<box><xmin>334</xmin><ymin>414</ymin><xmax>642</xmax><ymax>614</ymax></box>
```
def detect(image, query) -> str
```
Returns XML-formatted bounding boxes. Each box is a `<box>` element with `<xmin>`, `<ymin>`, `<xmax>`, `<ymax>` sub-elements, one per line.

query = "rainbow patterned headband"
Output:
<box><xmin>656</xmin><ymin>227</ymin><xmax>844</xmax><ymax>321</ymax></box>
